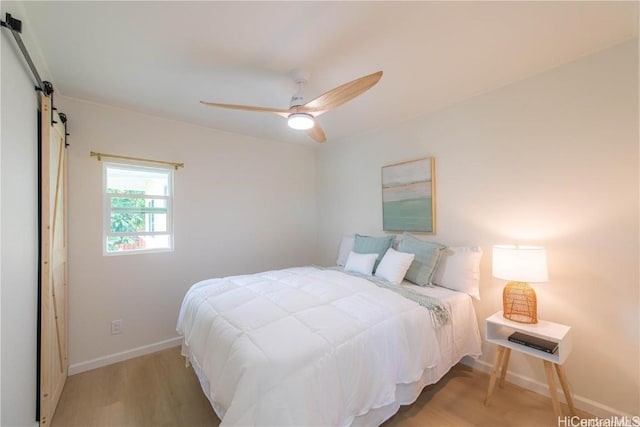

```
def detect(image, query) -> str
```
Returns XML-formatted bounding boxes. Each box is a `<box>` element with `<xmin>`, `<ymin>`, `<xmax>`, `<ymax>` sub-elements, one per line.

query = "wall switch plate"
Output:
<box><xmin>111</xmin><ymin>319</ymin><xmax>123</xmax><ymax>335</ymax></box>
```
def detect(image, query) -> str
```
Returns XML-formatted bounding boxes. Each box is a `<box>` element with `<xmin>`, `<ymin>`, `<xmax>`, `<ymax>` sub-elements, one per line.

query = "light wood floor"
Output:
<box><xmin>52</xmin><ymin>346</ymin><xmax>590</xmax><ymax>427</ymax></box>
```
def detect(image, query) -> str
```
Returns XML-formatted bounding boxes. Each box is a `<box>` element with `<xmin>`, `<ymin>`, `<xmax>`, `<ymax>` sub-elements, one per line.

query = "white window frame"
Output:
<box><xmin>103</xmin><ymin>161</ymin><xmax>174</xmax><ymax>256</ymax></box>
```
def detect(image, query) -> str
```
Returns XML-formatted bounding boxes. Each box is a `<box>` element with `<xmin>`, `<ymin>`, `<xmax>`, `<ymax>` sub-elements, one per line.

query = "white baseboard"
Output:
<box><xmin>460</xmin><ymin>356</ymin><xmax>634</xmax><ymax>419</ymax></box>
<box><xmin>68</xmin><ymin>336</ymin><xmax>182</xmax><ymax>376</ymax></box>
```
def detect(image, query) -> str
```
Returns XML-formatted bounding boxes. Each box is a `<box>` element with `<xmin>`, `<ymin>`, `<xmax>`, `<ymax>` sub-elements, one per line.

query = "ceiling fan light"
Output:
<box><xmin>287</xmin><ymin>113</ymin><xmax>314</xmax><ymax>130</ymax></box>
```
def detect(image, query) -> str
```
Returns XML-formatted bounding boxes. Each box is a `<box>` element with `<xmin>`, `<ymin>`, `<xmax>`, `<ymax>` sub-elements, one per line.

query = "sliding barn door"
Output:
<box><xmin>39</xmin><ymin>93</ymin><xmax>68</xmax><ymax>426</ymax></box>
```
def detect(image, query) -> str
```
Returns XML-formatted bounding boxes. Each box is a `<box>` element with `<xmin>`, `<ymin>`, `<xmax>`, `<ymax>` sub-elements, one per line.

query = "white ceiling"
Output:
<box><xmin>14</xmin><ymin>1</ymin><xmax>638</xmax><ymax>145</ymax></box>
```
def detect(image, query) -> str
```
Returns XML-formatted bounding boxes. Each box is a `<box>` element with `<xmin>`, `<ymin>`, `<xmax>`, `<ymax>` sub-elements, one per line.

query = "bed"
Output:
<box><xmin>177</xmin><ymin>248</ymin><xmax>482</xmax><ymax>426</ymax></box>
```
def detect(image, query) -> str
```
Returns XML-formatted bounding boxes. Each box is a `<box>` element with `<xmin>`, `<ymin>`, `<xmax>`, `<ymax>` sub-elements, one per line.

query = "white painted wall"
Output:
<box><xmin>2</xmin><ymin>4</ymin><xmax>636</xmax><ymax>421</ymax></box>
<box><xmin>0</xmin><ymin>7</ymin><xmax>41</xmax><ymax>427</ymax></box>
<box><xmin>316</xmin><ymin>40</ymin><xmax>639</xmax><ymax>416</ymax></box>
<box><xmin>55</xmin><ymin>97</ymin><xmax>317</xmax><ymax>368</ymax></box>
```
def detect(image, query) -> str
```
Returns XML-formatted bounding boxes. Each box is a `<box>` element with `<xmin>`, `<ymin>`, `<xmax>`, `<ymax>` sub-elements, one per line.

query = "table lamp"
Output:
<box><xmin>492</xmin><ymin>245</ymin><xmax>548</xmax><ymax>324</ymax></box>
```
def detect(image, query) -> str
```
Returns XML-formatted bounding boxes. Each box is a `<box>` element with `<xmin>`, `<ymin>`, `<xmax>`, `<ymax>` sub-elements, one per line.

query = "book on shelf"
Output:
<box><xmin>508</xmin><ymin>331</ymin><xmax>559</xmax><ymax>354</ymax></box>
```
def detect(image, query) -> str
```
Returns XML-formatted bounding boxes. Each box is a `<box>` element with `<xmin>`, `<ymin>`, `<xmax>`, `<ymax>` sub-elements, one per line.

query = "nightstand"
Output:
<box><xmin>483</xmin><ymin>311</ymin><xmax>575</xmax><ymax>418</ymax></box>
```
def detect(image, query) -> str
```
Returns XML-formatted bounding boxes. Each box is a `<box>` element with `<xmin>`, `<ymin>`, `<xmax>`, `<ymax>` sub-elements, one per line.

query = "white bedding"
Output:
<box><xmin>177</xmin><ymin>266</ymin><xmax>481</xmax><ymax>426</ymax></box>
<box><xmin>352</xmin><ymin>281</ymin><xmax>483</xmax><ymax>426</ymax></box>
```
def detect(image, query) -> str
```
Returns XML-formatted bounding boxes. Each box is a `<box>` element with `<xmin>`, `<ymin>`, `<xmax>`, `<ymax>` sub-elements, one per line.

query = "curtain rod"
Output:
<box><xmin>90</xmin><ymin>151</ymin><xmax>184</xmax><ymax>170</ymax></box>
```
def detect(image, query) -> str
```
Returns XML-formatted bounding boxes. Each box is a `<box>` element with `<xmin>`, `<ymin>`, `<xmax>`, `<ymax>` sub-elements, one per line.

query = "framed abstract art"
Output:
<box><xmin>382</xmin><ymin>157</ymin><xmax>435</xmax><ymax>232</ymax></box>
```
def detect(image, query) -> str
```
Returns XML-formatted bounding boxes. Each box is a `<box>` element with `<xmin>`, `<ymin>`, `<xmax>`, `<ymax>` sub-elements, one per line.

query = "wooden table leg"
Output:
<box><xmin>555</xmin><ymin>364</ymin><xmax>576</xmax><ymax>416</ymax></box>
<box><xmin>499</xmin><ymin>347</ymin><xmax>511</xmax><ymax>388</ymax></box>
<box><xmin>543</xmin><ymin>360</ymin><xmax>562</xmax><ymax>418</ymax></box>
<box><xmin>484</xmin><ymin>346</ymin><xmax>505</xmax><ymax>406</ymax></box>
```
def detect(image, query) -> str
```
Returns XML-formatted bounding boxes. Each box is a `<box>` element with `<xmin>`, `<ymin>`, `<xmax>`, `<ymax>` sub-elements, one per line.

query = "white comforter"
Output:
<box><xmin>177</xmin><ymin>266</ymin><xmax>441</xmax><ymax>426</ymax></box>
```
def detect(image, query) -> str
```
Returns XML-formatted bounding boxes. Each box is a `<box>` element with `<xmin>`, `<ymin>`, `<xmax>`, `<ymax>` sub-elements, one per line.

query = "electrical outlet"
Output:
<box><xmin>111</xmin><ymin>319</ymin><xmax>123</xmax><ymax>335</ymax></box>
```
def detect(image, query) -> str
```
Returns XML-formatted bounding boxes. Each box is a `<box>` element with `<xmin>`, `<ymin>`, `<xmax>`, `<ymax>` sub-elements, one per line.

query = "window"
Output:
<box><xmin>103</xmin><ymin>162</ymin><xmax>173</xmax><ymax>255</ymax></box>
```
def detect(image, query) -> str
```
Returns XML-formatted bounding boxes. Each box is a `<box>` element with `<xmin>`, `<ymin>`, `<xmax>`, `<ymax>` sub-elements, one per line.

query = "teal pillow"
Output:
<box><xmin>353</xmin><ymin>234</ymin><xmax>395</xmax><ymax>272</ymax></box>
<box><xmin>397</xmin><ymin>233</ymin><xmax>446</xmax><ymax>286</ymax></box>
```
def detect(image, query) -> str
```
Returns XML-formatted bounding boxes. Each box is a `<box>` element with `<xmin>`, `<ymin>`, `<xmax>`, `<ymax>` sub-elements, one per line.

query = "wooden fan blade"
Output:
<box><xmin>200</xmin><ymin>101</ymin><xmax>291</xmax><ymax>118</ymax></box>
<box><xmin>306</xmin><ymin>122</ymin><xmax>327</xmax><ymax>143</ymax></box>
<box><xmin>299</xmin><ymin>71</ymin><xmax>383</xmax><ymax>116</ymax></box>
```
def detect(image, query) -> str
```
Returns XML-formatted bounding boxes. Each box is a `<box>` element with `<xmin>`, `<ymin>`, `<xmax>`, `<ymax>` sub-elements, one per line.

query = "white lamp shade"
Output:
<box><xmin>492</xmin><ymin>245</ymin><xmax>548</xmax><ymax>283</ymax></box>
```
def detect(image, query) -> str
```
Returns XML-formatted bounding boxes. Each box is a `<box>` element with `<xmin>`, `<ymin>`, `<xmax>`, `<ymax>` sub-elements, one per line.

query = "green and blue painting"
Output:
<box><xmin>382</xmin><ymin>158</ymin><xmax>434</xmax><ymax>232</ymax></box>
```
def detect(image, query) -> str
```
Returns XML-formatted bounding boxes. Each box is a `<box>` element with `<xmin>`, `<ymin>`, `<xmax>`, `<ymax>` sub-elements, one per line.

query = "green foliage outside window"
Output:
<box><xmin>108</xmin><ymin>189</ymin><xmax>145</xmax><ymax>251</ymax></box>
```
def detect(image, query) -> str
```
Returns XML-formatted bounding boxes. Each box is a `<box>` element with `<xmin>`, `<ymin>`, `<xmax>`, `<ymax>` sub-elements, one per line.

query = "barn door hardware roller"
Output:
<box><xmin>2</xmin><ymin>12</ymin><xmax>70</xmax><ymax>144</ymax></box>
<box><xmin>1</xmin><ymin>13</ymin><xmax>52</xmax><ymax>95</ymax></box>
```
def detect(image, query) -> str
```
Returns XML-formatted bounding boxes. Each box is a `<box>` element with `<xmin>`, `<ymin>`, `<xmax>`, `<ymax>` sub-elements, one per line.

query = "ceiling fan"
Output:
<box><xmin>200</xmin><ymin>70</ymin><xmax>383</xmax><ymax>143</ymax></box>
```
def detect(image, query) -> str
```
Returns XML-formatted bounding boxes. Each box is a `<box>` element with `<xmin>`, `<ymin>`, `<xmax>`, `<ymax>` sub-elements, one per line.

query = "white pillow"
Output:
<box><xmin>344</xmin><ymin>251</ymin><xmax>378</xmax><ymax>276</ymax></box>
<box><xmin>336</xmin><ymin>236</ymin><xmax>355</xmax><ymax>267</ymax></box>
<box><xmin>375</xmin><ymin>248</ymin><xmax>415</xmax><ymax>285</ymax></box>
<box><xmin>432</xmin><ymin>247</ymin><xmax>483</xmax><ymax>300</ymax></box>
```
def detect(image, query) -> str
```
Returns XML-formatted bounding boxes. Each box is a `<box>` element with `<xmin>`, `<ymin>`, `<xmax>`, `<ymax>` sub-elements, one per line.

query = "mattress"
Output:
<box><xmin>177</xmin><ymin>266</ymin><xmax>481</xmax><ymax>426</ymax></box>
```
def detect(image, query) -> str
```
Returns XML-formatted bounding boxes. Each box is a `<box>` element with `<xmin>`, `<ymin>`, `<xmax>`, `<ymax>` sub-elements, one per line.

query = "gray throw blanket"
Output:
<box><xmin>323</xmin><ymin>267</ymin><xmax>450</xmax><ymax>328</ymax></box>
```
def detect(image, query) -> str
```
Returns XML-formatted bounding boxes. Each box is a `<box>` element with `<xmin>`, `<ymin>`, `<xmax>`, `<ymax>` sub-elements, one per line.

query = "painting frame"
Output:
<box><xmin>381</xmin><ymin>157</ymin><xmax>436</xmax><ymax>233</ymax></box>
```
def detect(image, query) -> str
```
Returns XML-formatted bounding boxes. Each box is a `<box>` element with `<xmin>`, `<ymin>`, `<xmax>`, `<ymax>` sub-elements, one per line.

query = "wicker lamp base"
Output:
<box><xmin>503</xmin><ymin>281</ymin><xmax>538</xmax><ymax>324</ymax></box>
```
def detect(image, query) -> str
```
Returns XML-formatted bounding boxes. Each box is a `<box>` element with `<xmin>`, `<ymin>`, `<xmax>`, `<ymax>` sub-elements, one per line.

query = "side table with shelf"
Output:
<box><xmin>484</xmin><ymin>311</ymin><xmax>575</xmax><ymax>418</ymax></box>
